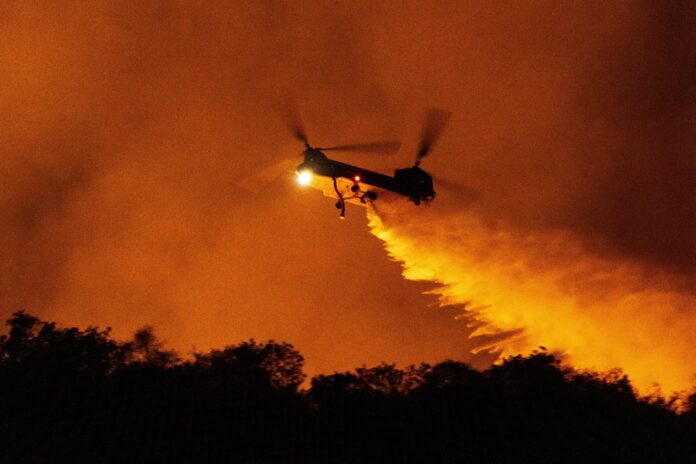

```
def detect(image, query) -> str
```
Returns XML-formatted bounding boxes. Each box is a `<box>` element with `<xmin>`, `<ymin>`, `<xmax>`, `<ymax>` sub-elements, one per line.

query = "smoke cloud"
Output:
<box><xmin>1</xmin><ymin>1</ymin><xmax>695</xmax><ymax>385</ymax></box>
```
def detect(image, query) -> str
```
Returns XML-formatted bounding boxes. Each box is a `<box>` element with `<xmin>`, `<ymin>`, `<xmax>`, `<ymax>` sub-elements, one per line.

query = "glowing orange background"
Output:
<box><xmin>2</xmin><ymin>1</ymin><xmax>694</xmax><ymax>388</ymax></box>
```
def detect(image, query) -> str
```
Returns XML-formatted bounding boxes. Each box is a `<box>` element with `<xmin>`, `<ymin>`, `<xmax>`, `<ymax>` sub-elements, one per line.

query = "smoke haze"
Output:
<box><xmin>1</xmin><ymin>1</ymin><xmax>694</xmax><ymax>387</ymax></box>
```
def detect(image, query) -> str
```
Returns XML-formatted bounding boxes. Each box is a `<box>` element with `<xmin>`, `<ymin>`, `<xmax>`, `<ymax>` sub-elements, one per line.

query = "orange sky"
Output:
<box><xmin>1</xmin><ymin>1</ymin><xmax>695</xmax><ymax>386</ymax></box>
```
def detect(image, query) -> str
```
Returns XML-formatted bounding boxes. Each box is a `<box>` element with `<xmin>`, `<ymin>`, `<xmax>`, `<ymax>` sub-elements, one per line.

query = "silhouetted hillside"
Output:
<box><xmin>1</xmin><ymin>312</ymin><xmax>695</xmax><ymax>463</ymax></box>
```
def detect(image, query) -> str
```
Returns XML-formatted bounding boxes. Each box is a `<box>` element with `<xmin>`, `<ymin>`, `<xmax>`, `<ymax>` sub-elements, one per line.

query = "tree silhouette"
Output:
<box><xmin>125</xmin><ymin>325</ymin><xmax>179</xmax><ymax>367</ymax></box>
<box><xmin>0</xmin><ymin>310</ymin><xmax>124</xmax><ymax>377</ymax></box>
<box><xmin>1</xmin><ymin>312</ymin><xmax>695</xmax><ymax>464</ymax></box>
<box><xmin>311</xmin><ymin>363</ymin><xmax>425</xmax><ymax>400</ymax></box>
<box><xmin>193</xmin><ymin>339</ymin><xmax>305</xmax><ymax>392</ymax></box>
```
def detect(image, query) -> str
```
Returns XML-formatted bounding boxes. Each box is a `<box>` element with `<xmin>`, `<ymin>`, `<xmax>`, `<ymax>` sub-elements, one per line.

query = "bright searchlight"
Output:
<box><xmin>297</xmin><ymin>170</ymin><xmax>312</xmax><ymax>186</ymax></box>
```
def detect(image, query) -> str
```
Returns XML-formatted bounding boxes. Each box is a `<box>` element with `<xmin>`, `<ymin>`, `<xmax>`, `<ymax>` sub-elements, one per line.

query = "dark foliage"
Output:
<box><xmin>1</xmin><ymin>312</ymin><xmax>695</xmax><ymax>464</ymax></box>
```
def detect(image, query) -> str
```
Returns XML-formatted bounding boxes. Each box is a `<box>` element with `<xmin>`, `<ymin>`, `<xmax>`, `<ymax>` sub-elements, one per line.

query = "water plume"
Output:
<box><xmin>368</xmin><ymin>198</ymin><xmax>696</xmax><ymax>395</ymax></box>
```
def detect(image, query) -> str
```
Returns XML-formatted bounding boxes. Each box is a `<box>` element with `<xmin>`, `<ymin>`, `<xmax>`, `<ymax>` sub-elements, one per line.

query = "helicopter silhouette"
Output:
<box><xmin>293</xmin><ymin>108</ymin><xmax>452</xmax><ymax>218</ymax></box>
<box><xmin>241</xmin><ymin>108</ymin><xmax>452</xmax><ymax>218</ymax></box>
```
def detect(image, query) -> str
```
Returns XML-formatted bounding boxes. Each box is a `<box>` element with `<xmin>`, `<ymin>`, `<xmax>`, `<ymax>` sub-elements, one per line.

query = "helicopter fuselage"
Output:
<box><xmin>296</xmin><ymin>148</ymin><xmax>435</xmax><ymax>216</ymax></box>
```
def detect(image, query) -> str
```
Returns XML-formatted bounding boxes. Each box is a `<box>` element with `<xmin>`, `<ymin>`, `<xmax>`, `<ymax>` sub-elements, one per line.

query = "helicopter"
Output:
<box><xmin>290</xmin><ymin>108</ymin><xmax>451</xmax><ymax>218</ymax></box>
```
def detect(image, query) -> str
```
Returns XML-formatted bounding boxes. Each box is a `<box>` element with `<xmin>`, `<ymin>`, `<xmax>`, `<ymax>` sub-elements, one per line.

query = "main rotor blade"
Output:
<box><xmin>416</xmin><ymin>108</ymin><xmax>451</xmax><ymax>162</ymax></box>
<box><xmin>319</xmin><ymin>141</ymin><xmax>401</xmax><ymax>155</ymax></box>
<box><xmin>238</xmin><ymin>159</ymin><xmax>298</xmax><ymax>193</ymax></box>
<box><xmin>276</xmin><ymin>98</ymin><xmax>309</xmax><ymax>145</ymax></box>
